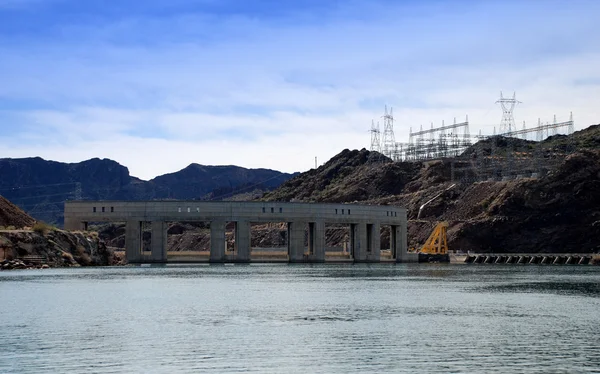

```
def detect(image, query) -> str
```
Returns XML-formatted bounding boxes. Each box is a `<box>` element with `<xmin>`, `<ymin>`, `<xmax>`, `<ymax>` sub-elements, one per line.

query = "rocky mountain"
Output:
<box><xmin>262</xmin><ymin>124</ymin><xmax>600</xmax><ymax>254</ymax></box>
<box><xmin>150</xmin><ymin>163</ymin><xmax>295</xmax><ymax>200</ymax></box>
<box><xmin>262</xmin><ymin>149</ymin><xmax>420</xmax><ymax>202</ymax></box>
<box><xmin>0</xmin><ymin>157</ymin><xmax>295</xmax><ymax>225</ymax></box>
<box><xmin>94</xmin><ymin>124</ymin><xmax>600</xmax><ymax>256</ymax></box>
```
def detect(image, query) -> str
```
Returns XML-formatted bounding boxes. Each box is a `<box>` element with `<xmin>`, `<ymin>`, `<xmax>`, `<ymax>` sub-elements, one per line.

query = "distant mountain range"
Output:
<box><xmin>0</xmin><ymin>157</ymin><xmax>297</xmax><ymax>225</ymax></box>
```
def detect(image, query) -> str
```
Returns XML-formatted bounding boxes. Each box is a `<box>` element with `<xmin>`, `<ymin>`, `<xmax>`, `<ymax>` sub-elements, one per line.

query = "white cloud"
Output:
<box><xmin>0</xmin><ymin>0</ymin><xmax>599</xmax><ymax>179</ymax></box>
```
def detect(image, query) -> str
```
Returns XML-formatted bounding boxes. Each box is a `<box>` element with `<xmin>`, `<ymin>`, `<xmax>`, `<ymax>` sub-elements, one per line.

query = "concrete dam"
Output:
<box><xmin>64</xmin><ymin>201</ymin><xmax>418</xmax><ymax>264</ymax></box>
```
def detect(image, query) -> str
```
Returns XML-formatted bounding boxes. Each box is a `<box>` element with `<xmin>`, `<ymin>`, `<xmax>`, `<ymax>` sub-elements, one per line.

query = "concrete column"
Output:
<box><xmin>125</xmin><ymin>220</ymin><xmax>142</xmax><ymax>263</ymax></box>
<box><xmin>309</xmin><ymin>221</ymin><xmax>325</xmax><ymax>263</ymax></box>
<box><xmin>307</xmin><ymin>222</ymin><xmax>314</xmax><ymax>255</ymax></box>
<box><xmin>288</xmin><ymin>221</ymin><xmax>306</xmax><ymax>263</ymax></box>
<box><xmin>354</xmin><ymin>223</ymin><xmax>368</xmax><ymax>262</ymax></box>
<box><xmin>151</xmin><ymin>221</ymin><xmax>167</xmax><ymax>262</ymax></box>
<box><xmin>210</xmin><ymin>220</ymin><xmax>226</xmax><ymax>263</ymax></box>
<box><xmin>396</xmin><ymin>222</ymin><xmax>416</xmax><ymax>263</ymax></box>
<box><xmin>390</xmin><ymin>225</ymin><xmax>399</xmax><ymax>260</ymax></box>
<box><xmin>349</xmin><ymin>224</ymin><xmax>356</xmax><ymax>258</ymax></box>
<box><xmin>234</xmin><ymin>220</ymin><xmax>251</xmax><ymax>263</ymax></box>
<box><xmin>368</xmin><ymin>222</ymin><xmax>381</xmax><ymax>262</ymax></box>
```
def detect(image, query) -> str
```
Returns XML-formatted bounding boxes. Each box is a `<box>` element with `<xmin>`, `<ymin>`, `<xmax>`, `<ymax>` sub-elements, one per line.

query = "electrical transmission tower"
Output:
<box><xmin>381</xmin><ymin>106</ymin><xmax>396</xmax><ymax>159</ymax></box>
<box><xmin>496</xmin><ymin>91</ymin><xmax>521</xmax><ymax>134</ymax></box>
<box><xmin>370</xmin><ymin>120</ymin><xmax>381</xmax><ymax>153</ymax></box>
<box><xmin>74</xmin><ymin>182</ymin><xmax>82</xmax><ymax>200</ymax></box>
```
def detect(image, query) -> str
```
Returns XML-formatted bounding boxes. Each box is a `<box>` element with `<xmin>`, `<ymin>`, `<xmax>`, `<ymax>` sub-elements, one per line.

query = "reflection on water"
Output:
<box><xmin>479</xmin><ymin>281</ymin><xmax>600</xmax><ymax>297</ymax></box>
<box><xmin>1</xmin><ymin>264</ymin><xmax>600</xmax><ymax>373</ymax></box>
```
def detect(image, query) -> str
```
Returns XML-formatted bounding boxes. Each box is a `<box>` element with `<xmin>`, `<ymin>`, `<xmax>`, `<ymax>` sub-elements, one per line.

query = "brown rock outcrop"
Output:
<box><xmin>0</xmin><ymin>228</ymin><xmax>114</xmax><ymax>268</ymax></box>
<box><xmin>0</xmin><ymin>195</ymin><xmax>36</xmax><ymax>228</ymax></box>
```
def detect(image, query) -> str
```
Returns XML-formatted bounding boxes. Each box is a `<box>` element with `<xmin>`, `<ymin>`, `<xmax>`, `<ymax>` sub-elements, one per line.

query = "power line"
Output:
<box><xmin>14</xmin><ymin>200</ymin><xmax>69</xmax><ymax>209</ymax></box>
<box><xmin>4</xmin><ymin>192</ymin><xmax>75</xmax><ymax>201</ymax></box>
<box><xmin>0</xmin><ymin>182</ymin><xmax>77</xmax><ymax>192</ymax></box>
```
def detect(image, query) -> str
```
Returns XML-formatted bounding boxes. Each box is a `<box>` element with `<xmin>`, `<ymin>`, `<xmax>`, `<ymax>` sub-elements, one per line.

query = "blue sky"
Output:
<box><xmin>0</xmin><ymin>0</ymin><xmax>599</xmax><ymax>179</ymax></box>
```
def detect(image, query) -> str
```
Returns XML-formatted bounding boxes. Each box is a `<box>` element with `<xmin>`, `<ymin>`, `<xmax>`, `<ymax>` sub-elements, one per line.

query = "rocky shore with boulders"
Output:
<box><xmin>1</xmin><ymin>258</ymin><xmax>51</xmax><ymax>270</ymax></box>
<box><xmin>0</xmin><ymin>193</ymin><xmax>117</xmax><ymax>270</ymax></box>
<box><xmin>0</xmin><ymin>228</ymin><xmax>116</xmax><ymax>270</ymax></box>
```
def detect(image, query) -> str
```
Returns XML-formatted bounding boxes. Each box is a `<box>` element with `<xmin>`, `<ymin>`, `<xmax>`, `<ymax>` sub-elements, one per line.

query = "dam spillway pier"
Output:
<box><xmin>64</xmin><ymin>201</ymin><xmax>417</xmax><ymax>264</ymax></box>
<box><xmin>462</xmin><ymin>254</ymin><xmax>594</xmax><ymax>265</ymax></box>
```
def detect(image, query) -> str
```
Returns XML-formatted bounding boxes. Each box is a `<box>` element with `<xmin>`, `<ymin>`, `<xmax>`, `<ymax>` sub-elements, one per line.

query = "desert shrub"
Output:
<box><xmin>61</xmin><ymin>251</ymin><xmax>74</xmax><ymax>263</ymax></box>
<box><xmin>79</xmin><ymin>252</ymin><xmax>92</xmax><ymax>266</ymax></box>
<box><xmin>76</xmin><ymin>245</ymin><xmax>86</xmax><ymax>255</ymax></box>
<box><xmin>32</xmin><ymin>221</ymin><xmax>51</xmax><ymax>236</ymax></box>
<box><xmin>75</xmin><ymin>245</ymin><xmax>92</xmax><ymax>266</ymax></box>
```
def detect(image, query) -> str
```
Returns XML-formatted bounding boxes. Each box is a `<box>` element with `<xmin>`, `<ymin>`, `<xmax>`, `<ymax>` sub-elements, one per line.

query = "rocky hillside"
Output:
<box><xmin>93</xmin><ymin>124</ymin><xmax>600</xmax><ymax>255</ymax></box>
<box><xmin>392</xmin><ymin>151</ymin><xmax>600</xmax><ymax>253</ymax></box>
<box><xmin>261</xmin><ymin>124</ymin><xmax>600</xmax><ymax>254</ymax></box>
<box><xmin>0</xmin><ymin>195</ymin><xmax>35</xmax><ymax>228</ymax></box>
<box><xmin>0</xmin><ymin>157</ymin><xmax>295</xmax><ymax>225</ymax></box>
<box><xmin>0</xmin><ymin>229</ymin><xmax>114</xmax><ymax>270</ymax></box>
<box><xmin>264</xmin><ymin>149</ymin><xmax>420</xmax><ymax>202</ymax></box>
<box><xmin>0</xmin><ymin>195</ymin><xmax>115</xmax><ymax>269</ymax></box>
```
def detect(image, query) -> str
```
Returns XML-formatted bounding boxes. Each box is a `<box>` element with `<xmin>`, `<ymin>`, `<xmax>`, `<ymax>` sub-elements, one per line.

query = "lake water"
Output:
<box><xmin>1</xmin><ymin>264</ymin><xmax>600</xmax><ymax>373</ymax></box>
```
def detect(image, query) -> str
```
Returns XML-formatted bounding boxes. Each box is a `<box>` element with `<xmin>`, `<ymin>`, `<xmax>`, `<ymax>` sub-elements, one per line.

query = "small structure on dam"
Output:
<box><xmin>64</xmin><ymin>201</ymin><xmax>417</xmax><ymax>264</ymax></box>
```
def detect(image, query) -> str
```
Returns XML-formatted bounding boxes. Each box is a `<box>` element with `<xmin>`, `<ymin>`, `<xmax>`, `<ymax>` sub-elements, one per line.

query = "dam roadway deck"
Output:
<box><xmin>65</xmin><ymin>200</ymin><xmax>418</xmax><ymax>264</ymax></box>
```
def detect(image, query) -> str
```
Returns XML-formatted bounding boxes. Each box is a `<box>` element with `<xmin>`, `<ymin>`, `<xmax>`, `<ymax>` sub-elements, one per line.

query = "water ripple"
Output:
<box><xmin>1</xmin><ymin>264</ymin><xmax>600</xmax><ymax>373</ymax></box>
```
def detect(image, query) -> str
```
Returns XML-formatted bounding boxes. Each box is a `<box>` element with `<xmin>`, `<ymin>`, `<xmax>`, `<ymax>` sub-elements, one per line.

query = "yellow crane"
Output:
<box><xmin>409</xmin><ymin>221</ymin><xmax>450</xmax><ymax>262</ymax></box>
<box><xmin>419</xmin><ymin>221</ymin><xmax>449</xmax><ymax>255</ymax></box>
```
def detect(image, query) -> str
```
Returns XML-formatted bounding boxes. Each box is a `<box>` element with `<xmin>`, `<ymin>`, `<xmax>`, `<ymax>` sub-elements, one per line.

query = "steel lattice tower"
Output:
<box><xmin>568</xmin><ymin>112</ymin><xmax>575</xmax><ymax>134</ymax></box>
<box><xmin>496</xmin><ymin>91</ymin><xmax>521</xmax><ymax>134</ymax></box>
<box><xmin>74</xmin><ymin>182</ymin><xmax>82</xmax><ymax>200</ymax></box>
<box><xmin>370</xmin><ymin>120</ymin><xmax>381</xmax><ymax>153</ymax></box>
<box><xmin>381</xmin><ymin>106</ymin><xmax>396</xmax><ymax>159</ymax></box>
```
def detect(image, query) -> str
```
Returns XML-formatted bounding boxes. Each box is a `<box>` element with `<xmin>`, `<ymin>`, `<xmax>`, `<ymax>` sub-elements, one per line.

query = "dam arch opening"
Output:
<box><xmin>250</xmin><ymin>221</ymin><xmax>289</xmax><ymax>262</ymax></box>
<box><xmin>165</xmin><ymin>221</ymin><xmax>211</xmax><ymax>262</ymax></box>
